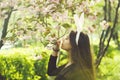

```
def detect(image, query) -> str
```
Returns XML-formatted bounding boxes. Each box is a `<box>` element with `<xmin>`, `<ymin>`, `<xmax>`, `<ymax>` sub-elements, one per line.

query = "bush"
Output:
<box><xmin>97</xmin><ymin>49</ymin><xmax>120</xmax><ymax>80</ymax></box>
<box><xmin>0</xmin><ymin>47</ymin><xmax>50</xmax><ymax>80</ymax></box>
<box><xmin>0</xmin><ymin>45</ymin><xmax>120</xmax><ymax>80</ymax></box>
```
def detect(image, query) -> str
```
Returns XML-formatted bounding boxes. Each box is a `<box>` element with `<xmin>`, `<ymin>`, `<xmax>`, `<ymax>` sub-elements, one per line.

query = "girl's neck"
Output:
<box><xmin>65</xmin><ymin>50</ymin><xmax>73</xmax><ymax>67</ymax></box>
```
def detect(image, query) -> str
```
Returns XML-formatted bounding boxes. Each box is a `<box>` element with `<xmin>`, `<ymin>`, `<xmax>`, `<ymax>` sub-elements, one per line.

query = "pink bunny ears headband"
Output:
<box><xmin>74</xmin><ymin>12</ymin><xmax>84</xmax><ymax>45</ymax></box>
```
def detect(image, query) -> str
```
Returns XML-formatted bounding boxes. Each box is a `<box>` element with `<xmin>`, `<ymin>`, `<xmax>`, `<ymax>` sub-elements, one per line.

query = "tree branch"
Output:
<box><xmin>96</xmin><ymin>0</ymin><xmax>120</xmax><ymax>68</ymax></box>
<box><xmin>96</xmin><ymin>0</ymin><xmax>107</xmax><ymax>62</ymax></box>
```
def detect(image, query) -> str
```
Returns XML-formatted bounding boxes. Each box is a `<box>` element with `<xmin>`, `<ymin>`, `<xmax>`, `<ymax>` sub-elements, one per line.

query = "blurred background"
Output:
<box><xmin>0</xmin><ymin>0</ymin><xmax>120</xmax><ymax>80</ymax></box>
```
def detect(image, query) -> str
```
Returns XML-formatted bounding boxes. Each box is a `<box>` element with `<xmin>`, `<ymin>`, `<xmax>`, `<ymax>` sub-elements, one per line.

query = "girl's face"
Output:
<box><xmin>58</xmin><ymin>35</ymin><xmax>72</xmax><ymax>51</ymax></box>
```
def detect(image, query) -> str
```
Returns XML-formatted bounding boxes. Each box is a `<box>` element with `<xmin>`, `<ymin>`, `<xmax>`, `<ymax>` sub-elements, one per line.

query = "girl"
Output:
<box><xmin>47</xmin><ymin>31</ymin><xmax>95</xmax><ymax>80</ymax></box>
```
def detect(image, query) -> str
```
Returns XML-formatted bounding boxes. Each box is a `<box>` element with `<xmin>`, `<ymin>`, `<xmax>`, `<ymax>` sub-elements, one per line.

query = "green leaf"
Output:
<box><xmin>62</xmin><ymin>23</ymin><xmax>71</xmax><ymax>29</ymax></box>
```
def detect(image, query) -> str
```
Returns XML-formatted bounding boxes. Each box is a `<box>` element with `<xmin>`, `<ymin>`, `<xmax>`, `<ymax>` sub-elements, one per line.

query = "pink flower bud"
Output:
<box><xmin>100</xmin><ymin>20</ymin><xmax>109</xmax><ymax>30</ymax></box>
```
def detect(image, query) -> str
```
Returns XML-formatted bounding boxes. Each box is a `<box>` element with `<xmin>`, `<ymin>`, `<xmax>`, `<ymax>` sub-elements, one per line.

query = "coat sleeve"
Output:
<box><xmin>47</xmin><ymin>55</ymin><xmax>64</xmax><ymax>76</ymax></box>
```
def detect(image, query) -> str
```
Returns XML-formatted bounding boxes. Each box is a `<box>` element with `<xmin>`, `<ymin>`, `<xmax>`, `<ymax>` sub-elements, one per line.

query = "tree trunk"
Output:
<box><xmin>113</xmin><ymin>32</ymin><xmax>120</xmax><ymax>49</ymax></box>
<box><xmin>0</xmin><ymin>7</ymin><xmax>13</xmax><ymax>49</ymax></box>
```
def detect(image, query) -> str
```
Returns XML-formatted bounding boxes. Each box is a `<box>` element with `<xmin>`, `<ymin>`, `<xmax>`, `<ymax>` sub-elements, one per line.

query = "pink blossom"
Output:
<box><xmin>90</xmin><ymin>1</ymin><xmax>95</xmax><ymax>6</ymax></box>
<box><xmin>110</xmin><ymin>0</ymin><xmax>114</xmax><ymax>3</ymax></box>
<box><xmin>62</xmin><ymin>10</ymin><xmax>68</xmax><ymax>21</ymax></box>
<box><xmin>95</xmin><ymin>0</ymin><xmax>101</xmax><ymax>3</ymax></box>
<box><xmin>76</xmin><ymin>5</ymin><xmax>84</xmax><ymax>13</ymax></box>
<box><xmin>40</xmin><ymin>0</ymin><xmax>44</xmax><ymax>2</ymax></box>
<box><xmin>16</xmin><ymin>30</ymin><xmax>24</xmax><ymax>36</ymax></box>
<box><xmin>48</xmin><ymin>0</ymin><xmax>60</xmax><ymax>4</ymax></box>
<box><xmin>88</xmin><ymin>15</ymin><xmax>97</xmax><ymax>21</ymax></box>
<box><xmin>88</xmin><ymin>26</ymin><xmax>95</xmax><ymax>33</ymax></box>
<box><xmin>36</xmin><ymin>23</ymin><xmax>45</xmax><ymax>32</ymax></box>
<box><xmin>100</xmin><ymin>20</ymin><xmax>109</xmax><ymax>30</ymax></box>
<box><xmin>30</xmin><ymin>0</ymin><xmax>36</xmax><ymax>5</ymax></box>
<box><xmin>52</xmin><ymin>11</ymin><xmax>68</xmax><ymax>22</ymax></box>
<box><xmin>67</xmin><ymin>0</ymin><xmax>73</xmax><ymax>7</ymax></box>
<box><xmin>22</xmin><ymin>36</ymin><xmax>32</xmax><ymax>40</ymax></box>
<box><xmin>46</xmin><ymin>36</ymin><xmax>57</xmax><ymax>43</ymax></box>
<box><xmin>54</xmin><ymin>25</ymin><xmax>61</xmax><ymax>30</ymax></box>
<box><xmin>8</xmin><ymin>0</ymin><xmax>18</xmax><ymax>7</ymax></box>
<box><xmin>41</xmin><ymin>4</ymin><xmax>56</xmax><ymax>15</ymax></box>
<box><xmin>0</xmin><ymin>1</ymin><xmax>9</xmax><ymax>8</ymax></box>
<box><xmin>28</xmin><ymin>6</ymin><xmax>40</xmax><ymax>15</ymax></box>
<box><xmin>52</xmin><ymin>12</ymin><xmax>61</xmax><ymax>21</ymax></box>
<box><xmin>1</xmin><ymin>10</ymin><xmax>8</xmax><ymax>15</ymax></box>
<box><xmin>3</xmin><ymin>14</ymin><xmax>8</xmax><ymax>19</ymax></box>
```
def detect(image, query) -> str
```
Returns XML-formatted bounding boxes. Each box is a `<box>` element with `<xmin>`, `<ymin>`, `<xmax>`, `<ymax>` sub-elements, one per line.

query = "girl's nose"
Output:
<box><xmin>57</xmin><ymin>40</ymin><xmax>61</xmax><ymax>45</ymax></box>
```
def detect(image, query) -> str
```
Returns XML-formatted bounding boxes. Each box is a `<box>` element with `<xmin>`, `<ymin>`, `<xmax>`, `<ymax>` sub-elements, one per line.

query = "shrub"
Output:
<box><xmin>0</xmin><ymin>47</ymin><xmax>50</xmax><ymax>80</ymax></box>
<box><xmin>97</xmin><ymin>49</ymin><xmax>120</xmax><ymax>80</ymax></box>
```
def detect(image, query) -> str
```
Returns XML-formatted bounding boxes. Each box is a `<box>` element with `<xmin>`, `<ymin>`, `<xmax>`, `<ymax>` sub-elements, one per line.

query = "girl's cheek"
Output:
<box><xmin>57</xmin><ymin>40</ymin><xmax>60</xmax><ymax>45</ymax></box>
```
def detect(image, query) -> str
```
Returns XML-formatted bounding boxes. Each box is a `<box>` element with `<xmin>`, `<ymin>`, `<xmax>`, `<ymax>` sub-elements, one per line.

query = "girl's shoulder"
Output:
<box><xmin>64</xmin><ymin>64</ymin><xmax>84</xmax><ymax>80</ymax></box>
<box><xmin>55</xmin><ymin>75</ymin><xmax>66</xmax><ymax>80</ymax></box>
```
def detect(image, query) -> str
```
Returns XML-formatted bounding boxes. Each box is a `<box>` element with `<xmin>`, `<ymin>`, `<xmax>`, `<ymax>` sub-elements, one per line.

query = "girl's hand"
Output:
<box><xmin>53</xmin><ymin>40</ymin><xmax>60</xmax><ymax>52</ymax></box>
<box><xmin>52</xmin><ymin>40</ymin><xmax>60</xmax><ymax>56</ymax></box>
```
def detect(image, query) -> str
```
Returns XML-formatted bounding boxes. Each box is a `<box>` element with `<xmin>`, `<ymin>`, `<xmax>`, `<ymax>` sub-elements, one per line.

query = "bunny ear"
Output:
<box><xmin>74</xmin><ymin>12</ymin><xmax>84</xmax><ymax>45</ymax></box>
<box><xmin>74</xmin><ymin>12</ymin><xmax>84</xmax><ymax>32</ymax></box>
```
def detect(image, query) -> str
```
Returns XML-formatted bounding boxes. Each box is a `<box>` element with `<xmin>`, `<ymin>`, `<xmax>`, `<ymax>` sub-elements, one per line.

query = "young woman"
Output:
<box><xmin>47</xmin><ymin>31</ymin><xmax>95</xmax><ymax>80</ymax></box>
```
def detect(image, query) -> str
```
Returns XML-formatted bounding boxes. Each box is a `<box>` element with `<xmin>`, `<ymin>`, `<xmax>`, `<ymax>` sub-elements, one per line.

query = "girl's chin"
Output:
<box><xmin>61</xmin><ymin>47</ymin><xmax>64</xmax><ymax>50</ymax></box>
<box><xmin>61</xmin><ymin>46</ymin><xmax>69</xmax><ymax>51</ymax></box>
<box><xmin>61</xmin><ymin>47</ymin><xmax>65</xmax><ymax>50</ymax></box>
<box><xmin>61</xmin><ymin>48</ymin><xmax>67</xmax><ymax>51</ymax></box>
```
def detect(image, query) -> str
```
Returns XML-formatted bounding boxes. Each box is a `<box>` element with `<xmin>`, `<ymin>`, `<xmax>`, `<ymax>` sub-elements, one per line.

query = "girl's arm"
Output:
<box><xmin>47</xmin><ymin>51</ymin><xmax>64</xmax><ymax>76</ymax></box>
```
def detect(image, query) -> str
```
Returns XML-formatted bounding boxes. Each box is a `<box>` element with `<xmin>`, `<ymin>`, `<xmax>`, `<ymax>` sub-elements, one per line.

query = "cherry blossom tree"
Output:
<box><xmin>96</xmin><ymin>0</ymin><xmax>120</xmax><ymax>68</ymax></box>
<box><xmin>0</xmin><ymin>0</ymin><xmax>120</xmax><ymax>69</ymax></box>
